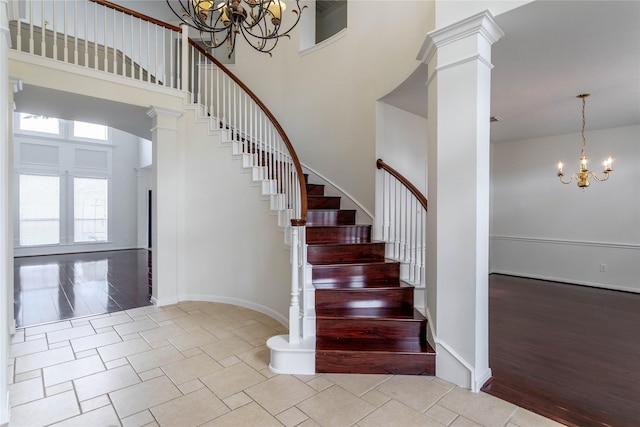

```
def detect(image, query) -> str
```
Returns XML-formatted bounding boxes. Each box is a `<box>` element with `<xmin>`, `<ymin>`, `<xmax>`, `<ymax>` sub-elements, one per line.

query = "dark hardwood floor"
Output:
<box><xmin>14</xmin><ymin>249</ymin><xmax>152</xmax><ymax>328</ymax></box>
<box><xmin>483</xmin><ymin>274</ymin><xmax>640</xmax><ymax>427</ymax></box>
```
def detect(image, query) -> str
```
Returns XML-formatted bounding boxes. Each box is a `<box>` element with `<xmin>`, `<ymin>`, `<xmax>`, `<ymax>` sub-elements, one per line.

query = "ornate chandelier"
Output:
<box><xmin>166</xmin><ymin>0</ymin><xmax>305</xmax><ymax>57</ymax></box>
<box><xmin>557</xmin><ymin>94</ymin><xmax>613</xmax><ymax>189</ymax></box>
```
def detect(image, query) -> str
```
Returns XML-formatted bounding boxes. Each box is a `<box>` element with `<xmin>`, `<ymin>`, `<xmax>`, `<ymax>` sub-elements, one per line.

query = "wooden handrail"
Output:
<box><xmin>91</xmin><ymin>0</ymin><xmax>307</xmax><ymax>225</ymax></box>
<box><xmin>190</xmin><ymin>42</ymin><xmax>307</xmax><ymax>225</ymax></box>
<box><xmin>376</xmin><ymin>159</ymin><xmax>428</xmax><ymax>211</ymax></box>
<box><xmin>92</xmin><ymin>0</ymin><xmax>183</xmax><ymax>32</ymax></box>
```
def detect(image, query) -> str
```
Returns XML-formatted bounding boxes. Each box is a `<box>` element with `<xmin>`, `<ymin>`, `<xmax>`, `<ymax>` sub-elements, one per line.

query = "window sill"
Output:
<box><xmin>300</xmin><ymin>28</ymin><xmax>348</xmax><ymax>57</ymax></box>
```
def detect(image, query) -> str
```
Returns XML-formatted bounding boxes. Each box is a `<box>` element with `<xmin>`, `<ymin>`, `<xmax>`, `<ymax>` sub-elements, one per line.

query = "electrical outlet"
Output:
<box><xmin>600</xmin><ymin>264</ymin><xmax>607</xmax><ymax>272</ymax></box>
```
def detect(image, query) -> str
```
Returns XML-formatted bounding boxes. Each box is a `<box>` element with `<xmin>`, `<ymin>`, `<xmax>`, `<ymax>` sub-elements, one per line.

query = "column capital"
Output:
<box><xmin>146</xmin><ymin>106</ymin><xmax>183</xmax><ymax>133</ymax></box>
<box><xmin>418</xmin><ymin>10</ymin><xmax>505</xmax><ymax>65</ymax></box>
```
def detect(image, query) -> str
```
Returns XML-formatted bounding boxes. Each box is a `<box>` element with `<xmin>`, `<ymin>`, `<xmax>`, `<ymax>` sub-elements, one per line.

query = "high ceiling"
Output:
<box><xmin>490</xmin><ymin>0</ymin><xmax>640</xmax><ymax>143</ymax></box>
<box><xmin>379</xmin><ymin>0</ymin><xmax>640</xmax><ymax>143</ymax></box>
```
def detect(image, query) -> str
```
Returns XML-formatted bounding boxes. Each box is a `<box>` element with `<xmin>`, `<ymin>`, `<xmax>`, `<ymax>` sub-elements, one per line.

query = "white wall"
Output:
<box><xmin>436</xmin><ymin>0</ymin><xmax>533</xmax><ymax>27</ymax></box>
<box><xmin>491</xmin><ymin>125</ymin><xmax>640</xmax><ymax>292</ymax></box>
<box><xmin>180</xmin><ymin>112</ymin><xmax>293</xmax><ymax>323</ymax></box>
<box><xmin>374</xmin><ymin>102</ymin><xmax>428</xmax><ymax>240</ymax></box>
<box><xmin>231</xmin><ymin>1</ymin><xmax>435</xmax><ymax>217</ymax></box>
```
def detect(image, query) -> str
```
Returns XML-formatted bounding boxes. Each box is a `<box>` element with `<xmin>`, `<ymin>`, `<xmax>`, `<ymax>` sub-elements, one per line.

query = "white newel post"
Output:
<box><xmin>418</xmin><ymin>11</ymin><xmax>504</xmax><ymax>392</ymax></box>
<box><xmin>289</xmin><ymin>225</ymin><xmax>301</xmax><ymax>343</ymax></box>
<box><xmin>147</xmin><ymin>107</ymin><xmax>183</xmax><ymax>307</ymax></box>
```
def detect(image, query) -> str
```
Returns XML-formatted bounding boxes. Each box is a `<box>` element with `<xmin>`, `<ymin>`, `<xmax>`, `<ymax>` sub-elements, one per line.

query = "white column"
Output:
<box><xmin>418</xmin><ymin>11</ymin><xmax>504</xmax><ymax>392</ymax></box>
<box><xmin>1</xmin><ymin>0</ymin><xmax>17</xmax><ymax>421</ymax></box>
<box><xmin>147</xmin><ymin>106</ymin><xmax>183</xmax><ymax>306</ymax></box>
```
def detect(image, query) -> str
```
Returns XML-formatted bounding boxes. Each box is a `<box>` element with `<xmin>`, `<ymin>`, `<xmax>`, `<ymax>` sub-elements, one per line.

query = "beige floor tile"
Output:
<box><xmin>222</xmin><ymin>391</ymin><xmax>253</xmax><ymax>410</ymax></box>
<box><xmin>105</xmin><ymin>357</ymin><xmax>130</xmax><ymax>369</ymax></box>
<box><xmin>277</xmin><ymin>406</ymin><xmax>309</xmax><ymax>427</ymax></box>
<box><xmin>75</xmin><ymin>348</ymin><xmax>98</xmax><ymax>358</ymax></box>
<box><xmin>110</xmin><ymin>376</ymin><xmax>182</xmax><ymax>418</ymax></box>
<box><xmin>167</xmin><ymin>329</ymin><xmax>218</xmax><ymax>351</ymax></box>
<box><xmin>126</xmin><ymin>305</ymin><xmax>163</xmax><ymax>317</ymax></box>
<box><xmin>49</xmin><ymin>341</ymin><xmax>71</xmax><ymax>350</ymax></box>
<box><xmin>200</xmin><ymin>362</ymin><xmax>266</xmax><ymax>399</ymax></box>
<box><xmin>148</xmin><ymin>309</ymin><xmax>188</xmax><ymax>323</ymax></box>
<box><xmin>376</xmin><ymin>375</ymin><xmax>450</xmax><ymax>412</ymax></box>
<box><xmin>360</xmin><ymin>389</ymin><xmax>391</xmax><ymax>407</ymax></box>
<box><xmin>11</xmin><ymin>330</ymin><xmax>25</xmax><ymax>344</ymax></box>
<box><xmin>306</xmin><ymin>377</ymin><xmax>334</xmax><ymax>392</ymax></box>
<box><xmin>114</xmin><ymin>319</ymin><xmax>159</xmax><ymax>336</ymax></box>
<box><xmin>9</xmin><ymin>338</ymin><xmax>48</xmax><ymax>358</ymax></box>
<box><xmin>90</xmin><ymin>312</ymin><xmax>134</xmax><ymax>329</ymax></box>
<box><xmin>14</xmin><ymin>369</ymin><xmax>41</xmax><ymax>383</ymax></box>
<box><xmin>46</xmin><ymin>381</ymin><xmax>74</xmax><ymax>396</ymax></box>
<box><xmin>218</xmin><ymin>355</ymin><xmax>242</xmax><ymax>367</ymax></box>
<box><xmin>297</xmin><ymin>385</ymin><xmax>376</xmax><ymax>427</ymax></box>
<box><xmin>74</xmin><ymin>364</ymin><xmax>141</xmax><ymax>401</ymax></box>
<box><xmin>9</xmin><ymin>390</ymin><xmax>80</xmax><ymax>427</ymax></box>
<box><xmin>201</xmin><ymin>336</ymin><xmax>253</xmax><ymax>361</ymax></box>
<box><xmin>139</xmin><ymin>324</ymin><xmax>187</xmax><ymax>344</ymax></box>
<box><xmin>25</xmin><ymin>321</ymin><xmax>72</xmax><ymax>337</ymax></box>
<box><xmin>49</xmin><ymin>405</ymin><xmax>120</xmax><ymax>427</ymax></box>
<box><xmin>98</xmin><ymin>337</ymin><xmax>152</xmax><ymax>362</ymax></box>
<box><xmin>8</xmin><ymin>377</ymin><xmax>44</xmax><ymax>406</ymax></box>
<box><xmin>297</xmin><ymin>419</ymin><xmax>322</xmax><ymax>427</ymax></box>
<box><xmin>237</xmin><ymin>346</ymin><xmax>271</xmax><ymax>371</ymax></box>
<box><xmin>121</xmin><ymin>410</ymin><xmax>155</xmax><ymax>427</ymax></box>
<box><xmin>178</xmin><ymin>379</ymin><xmax>206</xmax><ymax>395</ymax></box>
<box><xmin>151</xmin><ymin>387</ymin><xmax>229</xmax><ymax>427</ymax></box>
<box><xmin>80</xmin><ymin>394</ymin><xmax>112</xmax><ymax>413</ymax></box>
<box><xmin>233</xmin><ymin>323</ymin><xmax>279</xmax><ymax>341</ymax></box>
<box><xmin>127</xmin><ymin>344</ymin><xmax>184</xmax><ymax>373</ymax></box>
<box><xmin>509</xmin><ymin>408</ymin><xmax>566</xmax><ymax>427</ymax></box>
<box><xmin>71</xmin><ymin>330</ymin><xmax>122</xmax><ymax>353</ymax></box>
<box><xmin>246</xmin><ymin>375</ymin><xmax>316</xmax><ymax>415</ymax></box>
<box><xmin>426</xmin><ymin>403</ymin><xmax>458</xmax><ymax>426</ymax></box>
<box><xmin>182</xmin><ymin>347</ymin><xmax>203</xmax><ymax>358</ymax></box>
<box><xmin>14</xmin><ymin>346</ymin><xmax>75</xmax><ymax>374</ymax></box>
<box><xmin>43</xmin><ymin>354</ymin><xmax>105</xmax><ymax>386</ymax></box>
<box><xmin>161</xmin><ymin>353</ymin><xmax>222</xmax><ymax>385</ymax></box>
<box><xmin>47</xmin><ymin>325</ymin><xmax>96</xmax><ymax>344</ymax></box>
<box><xmin>201</xmin><ymin>401</ymin><xmax>282</xmax><ymax>427</ymax></box>
<box><xmin>438</xmin><ymin>388</ymin><xmax>517</xmax><ymax>427</ymax></box>
<box><xmin>450</xmin><ymin>416</ymin><xmax>483</xmax><ymax>427</ymax></box>
<box><xmin>139</xmin><ymin>367</ymin><xmax>165</xmax><ymax>381</ymax></box>
<box><xmin>324</xmin><ymin>373</ymin><xmax>391</xmax><ymax>397</ymax></box>
<box><xmin>358</xmin><ymin>399</ymin><xmax>444</xmax><ymax>427</ymax></box>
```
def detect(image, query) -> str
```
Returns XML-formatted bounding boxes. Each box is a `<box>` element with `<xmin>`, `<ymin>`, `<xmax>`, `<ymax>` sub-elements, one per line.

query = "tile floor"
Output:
<box><xmin>8</xmin><ymin>302</ymin><xmax>563</xmax><ymax>427</ymax></box>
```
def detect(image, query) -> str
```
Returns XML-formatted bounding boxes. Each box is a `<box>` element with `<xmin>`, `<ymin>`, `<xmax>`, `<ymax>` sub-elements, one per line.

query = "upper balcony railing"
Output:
<box><xmin>8</xmin><ymin>0</ymin><xmax>307</xmax><ymax>226</ymax></box>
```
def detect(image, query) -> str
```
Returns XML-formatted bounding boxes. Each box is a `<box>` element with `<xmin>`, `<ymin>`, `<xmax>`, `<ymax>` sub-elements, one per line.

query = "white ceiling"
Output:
<box><xmin>490</xmin><ymin>0</ymin><xmax>640</xmax><ymax>143</ymax></box>
<box><xmin>382</xmin><ymin>0</ymin><xmax>640</xmax><ymax>143</ymax></box>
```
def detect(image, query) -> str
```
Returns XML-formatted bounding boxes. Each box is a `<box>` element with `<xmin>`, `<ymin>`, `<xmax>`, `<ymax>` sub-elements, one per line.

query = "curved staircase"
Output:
<box><xmin>305</xmin><ymin>177</ymin><xmax>436</xmax><ymax>375</ymax></box>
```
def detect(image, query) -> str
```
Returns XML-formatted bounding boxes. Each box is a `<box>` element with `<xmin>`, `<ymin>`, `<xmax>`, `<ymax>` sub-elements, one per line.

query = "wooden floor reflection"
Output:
<box><xmin>14</xmin><ymin>249</ymin><xmax>152</xmax><ymax>328</ymax></box>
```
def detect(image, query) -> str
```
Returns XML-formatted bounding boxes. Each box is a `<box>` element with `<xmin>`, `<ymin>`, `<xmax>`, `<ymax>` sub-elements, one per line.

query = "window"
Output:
<box><xmin>316</xmin><ymin>0</ymin><xmax>347</xmax><ymax>44</ymax></box>
<box><xmin>18</xmin><ymin>113</ymin><xmax>60</xmax><ymax>135</ymax></box>
<box><xmin>19</xmin><ymin>174</ymin><xmax>60</xmax><ymax>246</ymax></box>
<box><xmin>73</xmin><ymin>121</ymin><xmax>108</xmax><ymax>140</ymax></box>
<box><xmin>74</xmin><ymin>177</ymin><xmax>108</xmax><ymax>242</ymax></box>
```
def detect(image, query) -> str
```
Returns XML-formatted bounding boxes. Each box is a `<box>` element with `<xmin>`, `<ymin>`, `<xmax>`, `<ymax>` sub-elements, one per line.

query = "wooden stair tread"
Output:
<box><xmin>316</xmin><ymin>306</ymin><xmax>425</xmax><ymax>320</ymax></box>
<box><xmin>316</xmin><ymin>337</ymin><xmax>435</xmax><ymax>354</ymax></box>
<box><xmin>313</xmin><ymin>279</ymin><xmax>408</xmax><ymax>289</ymax></box>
